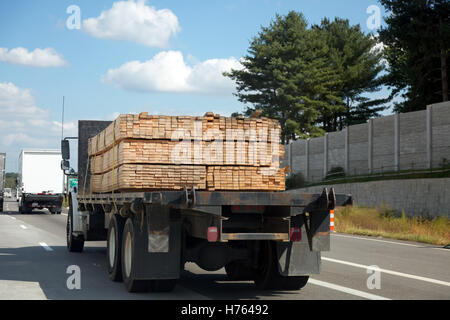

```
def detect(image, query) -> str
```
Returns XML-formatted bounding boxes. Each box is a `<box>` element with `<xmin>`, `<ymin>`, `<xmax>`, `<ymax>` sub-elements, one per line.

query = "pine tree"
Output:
<box><xmin>225</xmin><ymin>12</ymin><xmax>343</xmax><ymax>143</ymax></box>
<box><xmin>379</xmin><ymin>0</ymin><xmax>450</xmax><ymax>112</ymax></box>
<box><xmin>314</xmin><ymin>18</ymin><xmax>387</xmax><ymax>130</ymax></box>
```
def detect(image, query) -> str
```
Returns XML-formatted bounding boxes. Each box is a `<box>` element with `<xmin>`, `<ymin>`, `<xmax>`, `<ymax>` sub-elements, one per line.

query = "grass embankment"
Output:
<box><xmin>334</xmin><ymin>206</ymin><xmax>450</xmax><ymax>246</ymax></box>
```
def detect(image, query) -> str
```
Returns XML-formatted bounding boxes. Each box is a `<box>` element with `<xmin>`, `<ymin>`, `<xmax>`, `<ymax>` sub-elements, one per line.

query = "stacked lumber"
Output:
<box><xmin>206</xmin><ymin>166</ymin><xmax>286</xmax><ymax>191</ymax></box>
<box><xmin>88</xmin><ymin>112</ymin><xmax>281</xmax><ymax>156</ymax></box>
<box><xmin>91</xmin><ymin>165</ymin><xmax>206</xmax><ymax>193</ymax></box>
<box><xmin>90</xmin><ymin>139</ymin><xmax>285</xmax><ymax>175</ymax></box>
<box><xmin>87</xmin><ymin>112</ymin><xmax>286</xmax><ymax>193</ymax></box>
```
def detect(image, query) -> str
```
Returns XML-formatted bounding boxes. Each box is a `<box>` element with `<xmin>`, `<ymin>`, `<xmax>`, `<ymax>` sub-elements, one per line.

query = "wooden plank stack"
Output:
<box><xmin>88</xmin><ymin>112</ymin><xmax>286</xmax><ymax>193</ymax></box>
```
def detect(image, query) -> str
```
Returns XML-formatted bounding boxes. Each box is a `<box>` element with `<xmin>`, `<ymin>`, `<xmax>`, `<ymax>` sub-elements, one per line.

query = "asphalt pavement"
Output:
<box><xmin>1</xmin><ymin>198</ymin><xmax>449</xmax><ymax>300</ymax></box>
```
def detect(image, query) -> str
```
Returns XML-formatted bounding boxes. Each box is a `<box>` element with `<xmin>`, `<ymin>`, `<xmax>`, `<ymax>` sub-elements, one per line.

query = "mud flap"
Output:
<box><xmin>275</xmin><ymin>235</ymin><xmax>321</xmax><ymax>276</ymax></box>
<box><xmin>131</xmin><ymin>208</ymin><xmax>181</xmax><ymax>280</ymax></box>
<box><xmin>275</xmin><ymin>208</ymin><xmax>329</xmax><ymax>276</ymax></box>
<box><xmin>308</xmin><ymin>210</ymin><xmax>331</xmax><ymax>252</ymax></box>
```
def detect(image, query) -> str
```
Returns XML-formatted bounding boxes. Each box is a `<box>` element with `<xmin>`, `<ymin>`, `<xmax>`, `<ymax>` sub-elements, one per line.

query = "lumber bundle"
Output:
<box><xmin>206</xmin><ymin>166</ymin><xmax>286</xmax><ymax>191</ymax></box>
<box><xmin>88</xmin><ymin>112</ymin><xmax>286</xmax><ymax>193</ymax></box>
<box><xmin>88</xmin><ymin>112</ymin><xmax>280</xmax><ymax>156</ymax></box>
<box><xmin>90</xmin><ymin>164</ymin><xmax>206</xmax><ymax>193</ymax></box>
<box><xmin>90</xmin><ymin>139</ymin><xmax>284</xmax><ymax>175</ymax></box>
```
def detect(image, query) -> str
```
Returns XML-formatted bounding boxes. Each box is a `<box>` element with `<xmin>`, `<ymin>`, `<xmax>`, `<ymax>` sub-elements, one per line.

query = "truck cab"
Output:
<box><xmin>4</xmin><ymin>188</ymin><xmax>12</xmax><ymax>198</ymax></box>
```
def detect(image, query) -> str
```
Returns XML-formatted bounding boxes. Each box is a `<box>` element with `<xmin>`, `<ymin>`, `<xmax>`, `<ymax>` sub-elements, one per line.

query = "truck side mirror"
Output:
<box><xmin>61</xmin><ymin>160</ymin><xmax>70</xmax><ymax>171</ymax></box>
<box><xmin>61</xmin><ymin>140</ymin><xmax>70</xmax><ymax>160</ymax></box>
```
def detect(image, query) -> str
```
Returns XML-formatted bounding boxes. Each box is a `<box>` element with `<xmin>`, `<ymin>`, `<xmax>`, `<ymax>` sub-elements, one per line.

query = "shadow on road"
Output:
<box><xmin>0</xmin><ymin>245</ymin><xmax>122</xmax><ymax>300</ymax></box>
<box><xmin>0</xmin><ymin>244</ymin><xmax>307</xmax><ymax>300</ymax></box>
<box><xmin>179</xmin><ymin>269</ymin><xmax>306</xmax><ymax>300</ymax></box>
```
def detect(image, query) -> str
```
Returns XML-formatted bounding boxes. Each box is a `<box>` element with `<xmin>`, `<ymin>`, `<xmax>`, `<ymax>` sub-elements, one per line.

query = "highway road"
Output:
<box><xmin>1</xmin><ymin>198</ymin><xmax>449</xmax><ymax>300</ymax></box>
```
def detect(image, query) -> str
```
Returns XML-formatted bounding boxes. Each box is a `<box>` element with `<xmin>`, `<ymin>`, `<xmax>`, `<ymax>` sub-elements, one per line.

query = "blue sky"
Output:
<box><xmin>0</xmin><ymin>0</ymin><xmax>389</xmax><ymax>172</ymax></box>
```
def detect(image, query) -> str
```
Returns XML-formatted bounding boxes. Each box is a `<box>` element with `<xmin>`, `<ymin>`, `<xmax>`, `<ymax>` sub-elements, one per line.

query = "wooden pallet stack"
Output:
<box><xmin>88</xmin><ymin>112</ymin><xmax>286</xmax><ymax>193</ymax></box>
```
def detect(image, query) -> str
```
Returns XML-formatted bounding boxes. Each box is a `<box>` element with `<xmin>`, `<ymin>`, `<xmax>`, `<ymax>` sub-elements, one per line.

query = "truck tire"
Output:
<box><xmin>67</xmin><ymin>197</ymin><xmax>84</xmax><ymax>253</ymax></box>
<box><xmin>107</xmin><ymin>214</ymin><xmax>125</xmax><ymax>282</ymax></box>
<box><xmin>0</xmin><ymin>200</ymin><xmax>3</xmax><ymax>212</ymax></box>
<box><xmin>19</xmin><ymin>202</ymin><xmax>31</xmax><ymax>214</ymax></box>
<box><xmin>121</xmin><ymin>218</ymin><xmax>149</xmax><ymax>293</ymax></box>
<box><xmin>253</xmin><ymin>241</ymin><xmax>309</xmax><ymax>290</ymax></box>
<box><xmin>225</xmin><ymin>261</ymin><xmax>254</xmax><ymax>281</ymax></box>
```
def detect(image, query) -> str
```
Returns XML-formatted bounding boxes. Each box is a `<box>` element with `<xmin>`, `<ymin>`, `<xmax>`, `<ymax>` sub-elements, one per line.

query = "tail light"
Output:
<box><xmin>207</xmin><ymin>227</ymin><xmax>218</xmax><ymax>242</ymax></box>
<box><xmin>290</xmin><ymin>227</ymin><xmax>301</xmax><ymax>242</ymax></box>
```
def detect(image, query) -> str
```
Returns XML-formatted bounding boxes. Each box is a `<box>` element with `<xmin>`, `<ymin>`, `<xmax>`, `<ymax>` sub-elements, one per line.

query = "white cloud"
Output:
<box><xmin>3</xmin><ymin>133</ymin><xmax>42</xmax><ymax>147</ymax></box>
<box><xmin>0</xmin><ymin>47</ymin><xmax>67</xmax><ymax>67</ymax></box>
<box><xmin>52</xmin><ymin>121</ymin><xmax>76</xmax><ymax>131</ymax></box>
<box><xmin>102</xmin><ymin>51</ymin><xmax>243</xmax><ymax>94</ymax></box>
<box><xmin>82</xmin><ymin>0</ymin><xmax>180</xmax><ymax>47</ymax></box>
<box><xmin>107</xmin><ymin>112</ymin><xmax>121</xmax><ymax>120</ymax></box>
<box><xmin>0</xmin><ymin>82</ymin><xmax>48</xmax><ymax>116</ymax></box>
<box><xmin>0</xmin><ymin>82</ymin><xmax>77</xmax><ymax>171</ymax></box>
<box><xmin>370</xmin><ymin>35</ymin><xmax>387</xmax><ymax>67</ymax></box>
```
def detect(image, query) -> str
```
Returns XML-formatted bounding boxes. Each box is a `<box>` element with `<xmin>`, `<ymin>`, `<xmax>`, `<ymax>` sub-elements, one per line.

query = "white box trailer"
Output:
<box><xmin>0</xmin><ymin>153</ymin><xmax>5</xmax><ymax>212</ymax></box>
<box><xmin>18</xmin><ymin>149</ymin><xmax>64</xmax><ymax>214</ymax></box>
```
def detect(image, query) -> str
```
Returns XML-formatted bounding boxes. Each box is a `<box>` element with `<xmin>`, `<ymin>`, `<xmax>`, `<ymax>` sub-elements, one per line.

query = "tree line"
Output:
<box><xmin>226</xmin><ymin>0</ymin><xmax>449</xmax><ymax>143</ymax></box>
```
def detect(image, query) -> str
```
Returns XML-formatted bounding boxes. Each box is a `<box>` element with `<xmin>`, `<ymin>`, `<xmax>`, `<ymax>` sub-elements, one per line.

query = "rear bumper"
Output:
<box><xmin>23</xmin><ymin>194</ymin><xmax>63</xmax><ymax>208</ymax></box>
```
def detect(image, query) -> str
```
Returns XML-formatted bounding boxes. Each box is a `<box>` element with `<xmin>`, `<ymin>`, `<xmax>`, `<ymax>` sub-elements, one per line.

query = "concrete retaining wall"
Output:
<box><xmin>284</xmin><ymin>101</ymin><xmax>450</xmax><ymax>182</ymax></box>
<box><xmin>287</xmin><ymin>178</ymin><xmax>450</xmax><ymax>218</ymax></box>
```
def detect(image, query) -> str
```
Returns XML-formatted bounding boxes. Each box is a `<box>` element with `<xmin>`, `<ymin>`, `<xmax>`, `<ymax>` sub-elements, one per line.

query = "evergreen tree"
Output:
<box><xmin>379</xmin><ymin>0</ymin><xmax>450</xmax><ymax>112</ymax></box>
<box><xmin>224</xmin><ymin>12</ymin><xmax>343</xmax><ymax>143</ymax></box>
<box><xmin>226</xmin><ymin>12</ymin><xmax>388</xmax><ymax>142</ymax></box>
<box><xmin>314</xmin><ymin>18</ymin><xmax>388</xmax><ymax>129</ymax></box>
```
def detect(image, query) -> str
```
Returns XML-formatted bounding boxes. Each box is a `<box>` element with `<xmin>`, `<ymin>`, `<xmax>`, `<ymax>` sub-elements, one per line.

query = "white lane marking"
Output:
<box><xmin>20</xmin><ymin>225</ymin><xmax>27</xmax><ymax>229</ymax></box>
<box><xmin>309</xmin><ymin>278</ymin><xmax>390</xmax><ymax>300</ymax></box>
<box><xmin>332</xmin><ymin>233</ymin><xmax>449</xmax><ymax>251</ymax></box>
<box><xmin>9</xmin><ymin>216</ymin><xmax>16</xmax><ymax>220</ymax></box>
<box><xmin>332</xmin><ymin>233</ymin><xmax>419</xmax><ymax>247</ymax></box>
<box><xmin>39</xmin><ymin>242</ymin><xmax>53</xmax><ymax>252</ymax></box>
<box><xmin>322</xmin><ymin>256</ymin><xmax>450</xmax><ymax>287</ymax></box>
<box><xmin>61</xmin><ymin>213</ymin><xmax>68</xmax><ymax>216</ymax></box>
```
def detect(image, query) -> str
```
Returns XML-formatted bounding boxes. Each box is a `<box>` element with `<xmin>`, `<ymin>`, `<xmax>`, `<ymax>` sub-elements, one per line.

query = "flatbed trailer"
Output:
<box><xmin>63</xmin><ymin>120</ymin><xmax>352</xmax><ymax>293</ymax></box>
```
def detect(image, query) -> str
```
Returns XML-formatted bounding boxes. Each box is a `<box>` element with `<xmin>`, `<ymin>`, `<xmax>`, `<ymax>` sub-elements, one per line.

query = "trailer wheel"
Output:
<box><xmin>122</xmin><ymin>218</ymin><xmax>149</xmax><ymax>293</ymax></box>
<box><xmin>253</xmin><ymin>241</ymin><xmax>309</xmax><ymax>290</ymax></box>
<box><xmin>66</xmin><ymin>196</ymin><xmax>84</xmax><ymax>253</ymax></box>
<box><xmin>0</xmin><ymin>200</ymin><xmax>3</xmax><ymax>212</ymax></box>
<box><xmin>107</xmin><ymin>214</ymin><xmax>125</xmax><ymax>282</ymax></box>
<box><xmin>19</xmin><ymin>202</ymin><xmax>31</xmax><ymax>214</ymax></box>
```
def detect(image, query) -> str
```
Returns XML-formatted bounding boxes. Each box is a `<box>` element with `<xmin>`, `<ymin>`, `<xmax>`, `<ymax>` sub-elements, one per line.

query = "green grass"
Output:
<box><xmin>335</xmin><ymin>206</ymin><xmax>450</xmax><ymax>246</ymax></box>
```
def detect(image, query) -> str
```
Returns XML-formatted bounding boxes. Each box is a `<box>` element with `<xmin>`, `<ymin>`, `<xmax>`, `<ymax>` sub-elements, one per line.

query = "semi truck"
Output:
<box><xmin>0</xmin><ymin>153</ymin><xmax>5</xmax><ymax>212</ymax></box>
<box><xmin>18</xmin><ymin>149</ymin><xmax>64</xmax><ymax>214</ymax></box>
<box><xmin>4</xmin><ymin>188</ymin><xmax>12</xmax><ymax>198</ymax></box>
<box><xmin>62</xmin><ymin>120</ymin><xmax>352</xmax><ymax>293</ymax></box>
